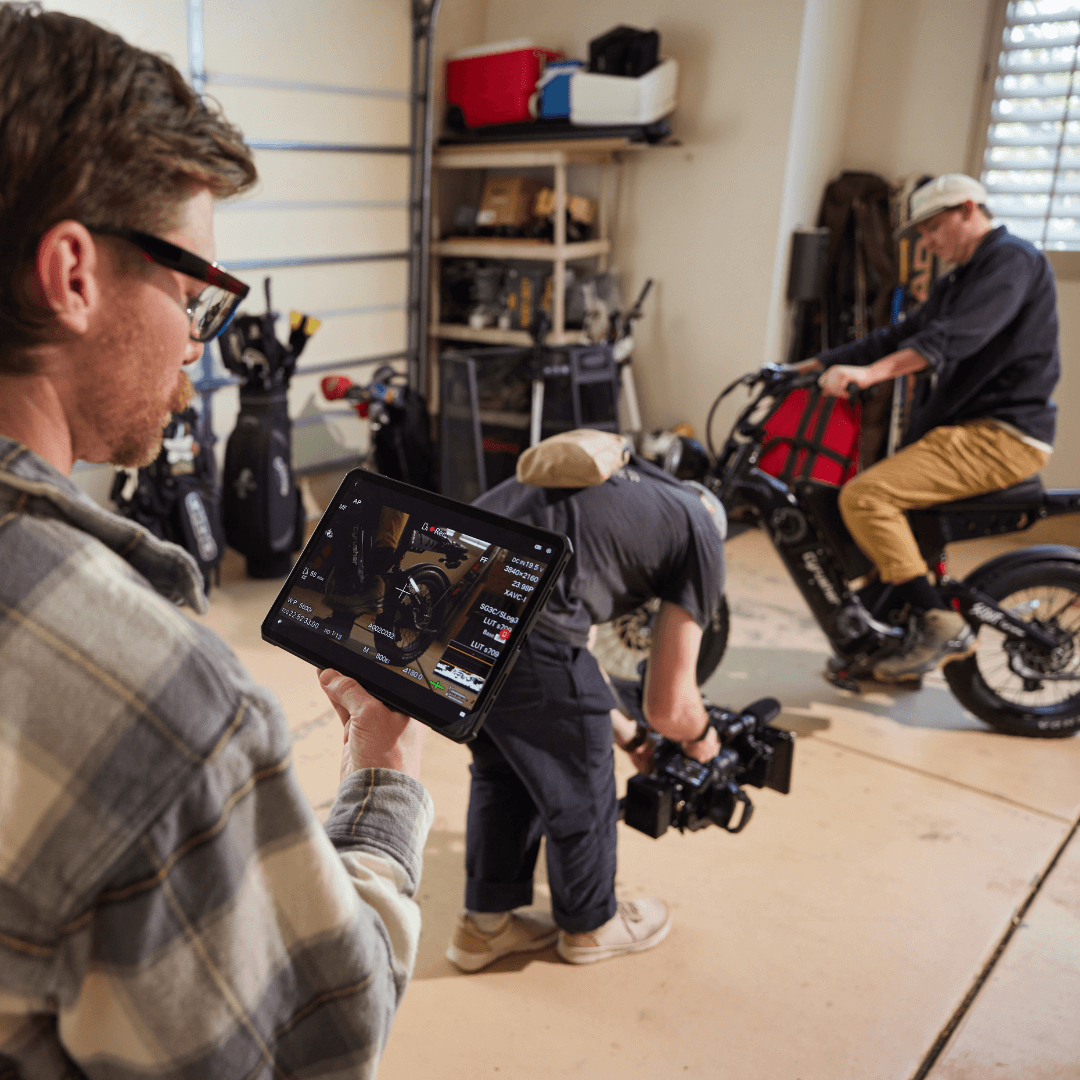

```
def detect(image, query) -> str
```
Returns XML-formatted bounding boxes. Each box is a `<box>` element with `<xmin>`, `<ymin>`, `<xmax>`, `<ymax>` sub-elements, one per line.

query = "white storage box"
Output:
<box><xmin>569</xmin><ymin>58</ymin><xmax>678</xmax><ymax>126</ymax></box>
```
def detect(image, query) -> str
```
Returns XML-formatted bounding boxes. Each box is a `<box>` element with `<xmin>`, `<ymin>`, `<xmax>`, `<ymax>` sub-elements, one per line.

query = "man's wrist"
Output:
<box><xmin>620</xmin><ymin>718</ymin><xmax>651</xmax><ymax>753</ymax></box>
<box><xmin>681</xmin><ymin>717</ymin><xmax>712</xmax><ymax>746</ymax></box>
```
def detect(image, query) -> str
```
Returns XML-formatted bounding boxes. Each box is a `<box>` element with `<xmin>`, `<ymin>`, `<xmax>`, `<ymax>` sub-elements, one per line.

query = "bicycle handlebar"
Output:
<box><xmin>705</xmin><ymin>363</ymin><xmax>860</xmax><ymax>456</ymax></box>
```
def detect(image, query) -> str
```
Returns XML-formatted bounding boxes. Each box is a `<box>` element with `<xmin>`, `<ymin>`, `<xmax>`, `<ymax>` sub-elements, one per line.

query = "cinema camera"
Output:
<box><xmin>621</xmin><ymin>697</ymin><xmax>794</xmax><ymax>838</ymax></box>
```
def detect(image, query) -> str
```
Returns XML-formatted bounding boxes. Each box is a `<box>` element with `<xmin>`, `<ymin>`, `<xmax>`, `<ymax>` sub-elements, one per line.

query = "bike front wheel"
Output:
<box><xmin>944</xmin><ymin>560</ymin><xmax>1080</xmax><ymax>738</ymax></box>
<box><xmin>590</xmin><ymin>595</ymin><xmax>730</xmax><ymax>687</ymax></box>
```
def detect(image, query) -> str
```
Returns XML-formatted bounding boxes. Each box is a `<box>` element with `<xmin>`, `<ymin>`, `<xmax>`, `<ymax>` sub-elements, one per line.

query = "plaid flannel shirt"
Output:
<box><xmin>0</xmin><ymin>439</ymin><xmax>434</xmax><ymax>1079</ymax></box>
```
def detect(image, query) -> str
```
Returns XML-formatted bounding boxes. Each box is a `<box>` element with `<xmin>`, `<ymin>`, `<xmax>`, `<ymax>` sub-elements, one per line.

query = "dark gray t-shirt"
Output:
<box><xmin>475</xmin><ymin>456</ymin><xmax>725</xmax><ymax>647</ymax></box>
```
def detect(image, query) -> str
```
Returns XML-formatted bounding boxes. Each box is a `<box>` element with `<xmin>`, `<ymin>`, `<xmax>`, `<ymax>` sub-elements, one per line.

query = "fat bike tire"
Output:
<box><xmin>944</xmin><ymin>560</ymin><xmax>1080</xmax><ymax>739</ymax></box>
<box><xmin>382</xmin><ymin>564</ymin><xmax>449</xmax><ymax>666</ymax></box>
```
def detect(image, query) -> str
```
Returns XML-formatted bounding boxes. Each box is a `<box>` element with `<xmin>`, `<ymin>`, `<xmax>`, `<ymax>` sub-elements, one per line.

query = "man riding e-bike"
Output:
<box><xmin>807</xmin><ymin>174</ymin><xmax>1059</xmax><ymax>683</ymax></box>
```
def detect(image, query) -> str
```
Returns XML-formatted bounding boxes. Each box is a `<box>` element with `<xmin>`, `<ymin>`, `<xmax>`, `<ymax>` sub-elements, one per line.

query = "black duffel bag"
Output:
<box><xmin>111</xmin><ymin>408</ymin><xmax>226</xmax><ymax>593</ymax></box>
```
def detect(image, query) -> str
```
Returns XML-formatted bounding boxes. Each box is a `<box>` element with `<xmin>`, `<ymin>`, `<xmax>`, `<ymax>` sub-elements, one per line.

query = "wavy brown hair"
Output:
<box><xmin>0</xmin><ymin>3</ymin><xmax>257</xmax><ymax>372</ymax></box>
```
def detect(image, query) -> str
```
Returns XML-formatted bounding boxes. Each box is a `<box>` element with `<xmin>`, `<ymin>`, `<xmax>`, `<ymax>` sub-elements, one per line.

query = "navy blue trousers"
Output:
<box><xmin>465</xmin><ymin>633</ymin><xmax>619</xmax><ymax>934</ymax></box>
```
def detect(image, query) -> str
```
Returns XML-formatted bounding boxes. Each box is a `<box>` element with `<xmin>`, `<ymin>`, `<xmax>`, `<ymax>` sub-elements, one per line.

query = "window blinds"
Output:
<box><xmin>983</xmin><ymin>0</ymin><xmax>1080</xmax><ymax>249</ymax></box>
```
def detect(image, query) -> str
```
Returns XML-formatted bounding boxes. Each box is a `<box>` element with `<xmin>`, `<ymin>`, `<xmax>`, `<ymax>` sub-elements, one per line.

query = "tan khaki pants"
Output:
<box><xmin>838</xmin><ymin>420</ymin><xmax>1049</xmax><ymax>583</ymax></box>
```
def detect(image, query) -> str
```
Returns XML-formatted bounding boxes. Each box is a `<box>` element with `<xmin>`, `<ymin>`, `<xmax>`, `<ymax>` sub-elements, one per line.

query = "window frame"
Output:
<box><xmin>967</xmin><ymin>0</ymin><xmax>1080</xmax><ymax>279</ymax></box>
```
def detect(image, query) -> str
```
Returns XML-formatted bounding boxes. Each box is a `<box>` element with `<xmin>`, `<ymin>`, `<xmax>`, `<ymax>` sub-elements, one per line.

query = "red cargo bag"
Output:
<box><xmin>757</xmin><ymin>387</ymin><xmax>860</xmax><ymax>487</ymax></box>
<box><xmin>446</xmin><ymin>40</ymin><xmax>563</xmax><ymax>127</ymax></box>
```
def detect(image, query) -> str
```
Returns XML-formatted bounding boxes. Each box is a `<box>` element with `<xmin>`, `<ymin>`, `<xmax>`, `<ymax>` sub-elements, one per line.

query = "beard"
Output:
<box><xmin>109</xmin><ymin>368</ymin><xmax>196</xmax><ymax>468</ymax></box>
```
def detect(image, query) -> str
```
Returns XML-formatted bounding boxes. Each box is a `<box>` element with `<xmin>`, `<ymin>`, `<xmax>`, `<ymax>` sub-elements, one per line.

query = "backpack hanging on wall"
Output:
<box><xmin>795</xmin><ymin>170</ymin><xmax>898</xmax><ymax>358</ymax></box>
<box><xmin>218</xmin><ymin>278</ymin><xmax>319</xmax><ymax>578</ymax></box>
<box><xmin>789</xmin><ymin>170</ymin><xmax>899</xmax><ymax>469</ymax></box>
<box><xmin>111</xmin><ymin>407</ymin><xmax>225</xmax><ymax>593</ymax></box>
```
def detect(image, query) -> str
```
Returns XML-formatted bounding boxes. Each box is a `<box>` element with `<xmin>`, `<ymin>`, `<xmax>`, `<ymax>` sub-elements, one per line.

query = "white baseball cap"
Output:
<box><xmin>904</xmin><ymin>174</ymin><xmax>989</xmax><ymax>230</ymax></box>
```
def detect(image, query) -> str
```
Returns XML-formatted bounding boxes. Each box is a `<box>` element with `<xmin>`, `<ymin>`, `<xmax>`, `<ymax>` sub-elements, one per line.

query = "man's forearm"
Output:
<box><xmin>644</xmin><ymin>693</ymin><xmax>710</xmax><ymax>742</ymax></box>
<box><xmin>864</xmin><ymin>347</ymin><xmax>928</xmax><ymax>384</ymax></box>
<box><xmin>818</xmin><ymin>347</ymin><xmax>928</xmax><ymax>396</ymax></box>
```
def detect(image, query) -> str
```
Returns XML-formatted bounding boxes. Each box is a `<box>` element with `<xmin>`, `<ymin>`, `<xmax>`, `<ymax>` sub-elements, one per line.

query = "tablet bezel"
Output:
<box><xmin>261</xmin><ymin>468</ymin><xmax>572</xmax><ymax>742</ymax></box>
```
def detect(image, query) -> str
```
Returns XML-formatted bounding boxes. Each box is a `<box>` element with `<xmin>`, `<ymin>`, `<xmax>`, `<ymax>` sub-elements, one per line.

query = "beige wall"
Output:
<box><xmin>763</xmin><ymin>0</ymin><xmax>864</xmax><ymax>368</ymax></box>
<box><xmin>842</xmin><ymin>0</ymin><xmax>990</xmax><ymax>179</ymax></box>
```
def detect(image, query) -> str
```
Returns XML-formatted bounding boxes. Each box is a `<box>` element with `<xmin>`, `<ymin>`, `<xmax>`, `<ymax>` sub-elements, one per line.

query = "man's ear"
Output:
<box><xmin>33</xmin><ymin>221</ymin><xmax>103</xmax><ymax>337</ymax></box>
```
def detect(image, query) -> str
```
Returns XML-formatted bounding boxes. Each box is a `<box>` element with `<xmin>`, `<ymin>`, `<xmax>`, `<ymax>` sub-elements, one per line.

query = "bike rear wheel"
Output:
<box><xmin>944</xmin><ymin>560</ymin><xmax>1080</xmax><ymax>738</ymax></box>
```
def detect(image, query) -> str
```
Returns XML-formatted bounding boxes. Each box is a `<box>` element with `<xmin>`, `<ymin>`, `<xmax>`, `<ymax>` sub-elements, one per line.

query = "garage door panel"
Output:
<box><xmin>223</xmin><ymin>262</ymin><xmax>409</xmax><ymax>319</ymax></box>
<box><xmin>203</xmin><ymin>0</ymin><xmax>409</xmax><ymax>92</ymax></box>
<box><xmin>239</xmin><ymin>150</ymin><xmax>408</xmax><ymax>203</ymax></box>
<box><xmin>209</xmin><ymin>85</ymin><xmax>409</xmax><ymax>147</ymax></box>
<box><xmin>46</xmin><ymin>0</ymin><xmax>423</xmax><ymax>484</ymax></box>
<box><xmin>40</xmin><ymin>0</ymin><xmax>188</xmax><ymax>74</ymax></box>
<box><xmin>289</xmin><ymin>311</ymin><xmax>407</xmax><ymax>372</ymax></box>
<box><xmin>216</xmin><ymin>207</ymin><xmax>408</xmax><ymax>264</ymax></box>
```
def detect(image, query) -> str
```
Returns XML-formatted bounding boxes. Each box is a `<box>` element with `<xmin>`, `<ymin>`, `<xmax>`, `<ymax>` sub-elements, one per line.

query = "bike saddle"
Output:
<box><xmin>917</xmin><ymin>475</ymin><xmax>1045</xmax><ymax>515</ymax></box>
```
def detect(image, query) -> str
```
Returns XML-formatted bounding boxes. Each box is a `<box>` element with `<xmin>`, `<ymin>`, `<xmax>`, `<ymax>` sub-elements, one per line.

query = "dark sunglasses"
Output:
<box><xmin>84</xmin><ymin>225</ymin><xmax>250</xmax><ymax>342</ymax></box>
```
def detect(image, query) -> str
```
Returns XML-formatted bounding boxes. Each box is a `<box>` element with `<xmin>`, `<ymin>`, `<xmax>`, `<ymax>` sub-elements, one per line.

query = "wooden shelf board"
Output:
<box><xmin>434</xmin><ymin>137</ymin><xmax>633</xmax><ymax>168</ymax></box>
<box><xmin>432</xmin><ymin>238</ymin><xmax>609</xmax><ymax>261</ymax></box>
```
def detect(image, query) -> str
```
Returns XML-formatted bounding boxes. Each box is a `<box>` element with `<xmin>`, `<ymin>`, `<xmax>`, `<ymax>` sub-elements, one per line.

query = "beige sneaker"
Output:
<box><xmin>445</xmin><ymin>912</ymin><xmax>558</xmax><ymax>973</ymax></box>
<box><xmin>556</xmin><ymin>899</ymin><xmax>671</xmax><ymax>965</ymax></box>
<box><xmin>873</xmin><ymin>609</ymin><xmax>976</xmax><ymax>683</ymax></box>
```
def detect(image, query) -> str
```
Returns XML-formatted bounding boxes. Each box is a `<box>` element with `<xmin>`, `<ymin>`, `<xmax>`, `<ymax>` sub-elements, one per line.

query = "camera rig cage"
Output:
<box><xmin>611</xmin><ymin>676</ymin><xmax>794</xmax><ymax>838</ymax></box>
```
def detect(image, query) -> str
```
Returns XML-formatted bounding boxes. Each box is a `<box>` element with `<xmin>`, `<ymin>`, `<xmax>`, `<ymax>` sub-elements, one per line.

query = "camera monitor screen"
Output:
<box><xmin>262</xmin><ymin>469</ymin><xmax>572</xmax><ymax>742</ymax></box>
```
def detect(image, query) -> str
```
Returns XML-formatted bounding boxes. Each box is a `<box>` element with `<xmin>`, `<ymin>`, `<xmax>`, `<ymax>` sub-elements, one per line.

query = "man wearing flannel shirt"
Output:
<box><xmin>0</xmin><ymin>7</ymin><xmax>433</xmax><ymax>1078</ymax></box>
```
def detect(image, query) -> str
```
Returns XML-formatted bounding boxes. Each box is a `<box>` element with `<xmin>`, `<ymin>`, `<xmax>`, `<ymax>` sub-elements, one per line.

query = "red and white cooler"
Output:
<box><xmin>446</xmin><ymin>39</ymin><xmax>563</xmax><ymax>127</ymax></box>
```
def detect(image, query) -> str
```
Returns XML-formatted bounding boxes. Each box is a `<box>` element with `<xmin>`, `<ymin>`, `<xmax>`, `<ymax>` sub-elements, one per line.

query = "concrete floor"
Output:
<box><xmin>193</xmin><ymin>516</ymin><xmax>1080</xmax><ymax>1080</ymax></box>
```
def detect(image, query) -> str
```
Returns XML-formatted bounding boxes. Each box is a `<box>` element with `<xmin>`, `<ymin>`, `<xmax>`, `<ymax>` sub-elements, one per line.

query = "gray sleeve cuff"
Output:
<box><xmin>324</xmin><ymin>769</ymin><xmax>434</xmax><ymax>895</ymax></box>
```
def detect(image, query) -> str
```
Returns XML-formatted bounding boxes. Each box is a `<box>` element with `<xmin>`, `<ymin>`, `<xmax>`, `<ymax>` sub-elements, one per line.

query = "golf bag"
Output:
<box><xmin>111</xmin><ymin>407</ymin><xmax>225</xmax><ymax>593</ymax></box>
<box><xmin>219</xmin><ymin>278</ymin><xmax>320</xmax><ymax>578</ymax></box>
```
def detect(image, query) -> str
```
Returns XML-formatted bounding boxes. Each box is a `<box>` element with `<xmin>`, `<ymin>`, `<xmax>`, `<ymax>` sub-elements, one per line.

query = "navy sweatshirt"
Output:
<box><xmin>818</xmin><ymin>226</ymin><xmax>1059</xmax><ymax>448</ymax></box>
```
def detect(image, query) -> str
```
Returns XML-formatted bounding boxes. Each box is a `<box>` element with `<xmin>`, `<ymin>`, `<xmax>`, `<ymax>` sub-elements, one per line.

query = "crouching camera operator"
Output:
<box><xmin>445</xmin><ymin>431</ymin><xmax>726</xmax><ymax>971</ymax></box>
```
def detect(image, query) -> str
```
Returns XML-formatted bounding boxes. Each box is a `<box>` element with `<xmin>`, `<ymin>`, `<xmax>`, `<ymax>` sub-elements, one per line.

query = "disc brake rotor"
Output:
<box><xmin>612</xmin><ymin>597</ymin><xmax>662</xmax><ymax>651</ymax></box>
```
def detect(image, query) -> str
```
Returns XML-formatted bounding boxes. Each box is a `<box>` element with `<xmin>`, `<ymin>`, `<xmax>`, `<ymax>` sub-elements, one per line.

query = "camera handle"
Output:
<box><xmin>718</xmin><ymin>785</ymin><xmax>755</xmax><ymax>834</ymax></box>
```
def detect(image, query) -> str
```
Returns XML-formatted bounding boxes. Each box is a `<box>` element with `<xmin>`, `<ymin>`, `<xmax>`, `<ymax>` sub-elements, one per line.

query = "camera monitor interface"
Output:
<box><xmin>262</xmin><ymin>469</ymin><xmax>572</xmax><ymax>742</ymax></box>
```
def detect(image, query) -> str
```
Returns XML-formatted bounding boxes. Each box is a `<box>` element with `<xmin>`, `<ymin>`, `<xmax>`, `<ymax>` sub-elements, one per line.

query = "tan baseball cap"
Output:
<box><xmin>904</xmin><ymin>173</ymin><xmax>989</xmax><ymax>231</ymax></box>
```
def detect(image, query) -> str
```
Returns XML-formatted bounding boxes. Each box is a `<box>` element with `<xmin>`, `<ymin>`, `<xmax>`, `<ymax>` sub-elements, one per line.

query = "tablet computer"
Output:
<box><xmin>261</xmin><ymin>468</ymin><xmax>572</xmax><ymax>742</ymax></box>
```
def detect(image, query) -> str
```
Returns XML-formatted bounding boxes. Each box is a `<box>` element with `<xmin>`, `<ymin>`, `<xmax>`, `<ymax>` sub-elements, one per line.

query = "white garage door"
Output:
<box><xmin>48</xmin><ymin>0</ymin><xmax>429</xmax><ymax>498</ymax></box>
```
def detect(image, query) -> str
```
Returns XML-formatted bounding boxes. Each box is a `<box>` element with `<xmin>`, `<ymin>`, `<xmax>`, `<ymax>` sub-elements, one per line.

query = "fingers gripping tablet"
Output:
<box><xmin>262</xmin><ymin>469</ymin><xmax>572</xmax><ymax>742</ymax></box>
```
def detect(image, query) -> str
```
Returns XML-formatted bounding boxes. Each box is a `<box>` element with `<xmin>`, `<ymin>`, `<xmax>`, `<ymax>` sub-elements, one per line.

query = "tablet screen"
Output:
<box><xmin>262</xmin><ymin>469</ymin><xmax>570</xmax><ymax>740</ymax></box>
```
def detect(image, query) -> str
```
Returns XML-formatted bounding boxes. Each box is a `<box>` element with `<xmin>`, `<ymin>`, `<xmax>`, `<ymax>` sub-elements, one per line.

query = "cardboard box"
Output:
<box><xmin>534</xmin><ymin>187</ymin><xmax>597</xmax><ymax>225</ymax></box>
<box><xmin>476</xmin><ymin>176</ymin><xmax>545</xmax><ymax>228</ymax></box>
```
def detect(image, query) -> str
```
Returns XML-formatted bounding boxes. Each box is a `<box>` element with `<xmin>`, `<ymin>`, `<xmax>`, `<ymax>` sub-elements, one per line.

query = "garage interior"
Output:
<box><xmin>49</xmin><ymin>0</ymin><xmax>1080</xmax><ymax>1076</ymax></box>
